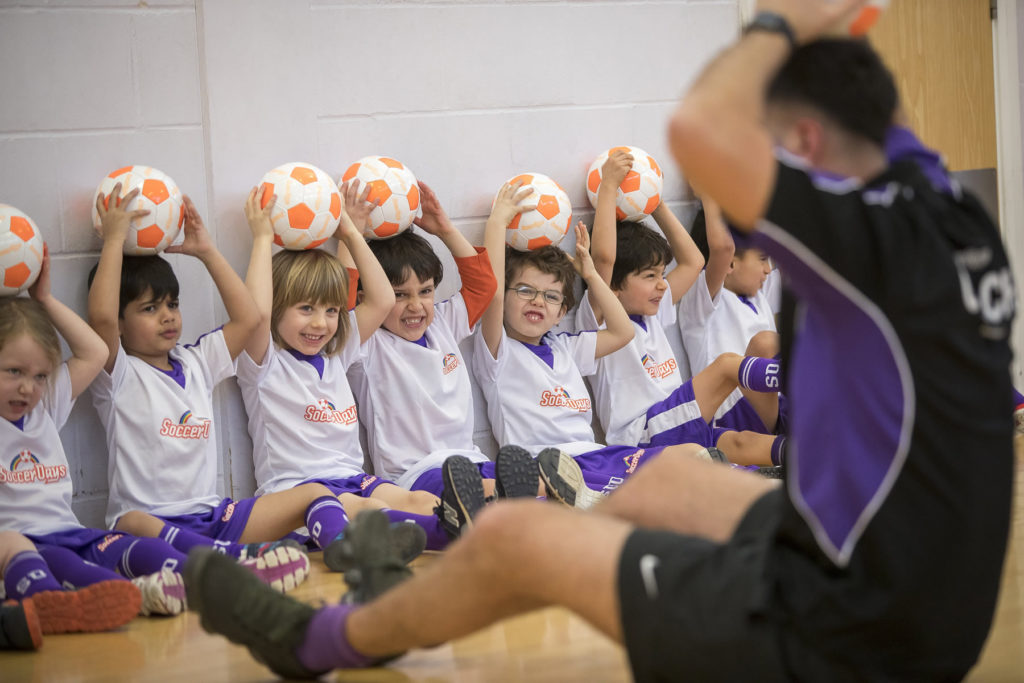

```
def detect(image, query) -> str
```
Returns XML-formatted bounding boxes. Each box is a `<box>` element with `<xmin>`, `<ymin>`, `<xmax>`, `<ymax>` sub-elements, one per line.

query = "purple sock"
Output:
<box><xmin>382</xmin><ymin>509</ymin><xmax>449</xmax><ymax>551</ymax></box>
<box><xmin>296</xmin><ymin>603</ymin><xmax>377</xmax><ymax>672</ymax></box>
<box><xmin>738</xmin><ymin>356</ymin><xmax>782</xmax><ymax>393</ymax></box>
<box><xmin>97</xmin><ymin>534</ymin><xmax>188</xmax><ymax>577</ymax></box>
<box><xmin>770</xmin><ymin>436</ymin><xmax>788</xmax><ymax>467</ymax></box>
<box><xmin>35</xmin><ymin>545</ymin><xmax>123</xmax><ymax>590</ymax></box>
<box><xmin>4</xmin><ymin>550</ymin><xmax>62</xmax><ymax>598</ymax></box>
<box><xmin>305</xmin><ymin>496</ymin><xmax>350</xmax><ymax>550</ymax></box>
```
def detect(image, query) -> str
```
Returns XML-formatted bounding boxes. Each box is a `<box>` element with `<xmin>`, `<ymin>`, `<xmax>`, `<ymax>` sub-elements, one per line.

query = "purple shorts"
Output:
<box><xmin>640</xmin><ymin>380</ymin><xmax>734</xmax><ymax>449</ymax></box>
<box><xmin>411</xmin><ymin>461</ymin><xmax>496</xmax><ymax>498</ymax></box>
<box><xmin>571</xmin><ymin>445</ymin><xmax>666</xmax><ymax>495</ymax></box>
<box><xmin>716</xmin><ymin>394</ymin><xmax>789</xmax><ymax>435</ymax></box>
<box><xmin>303</xmin><ymin>473</ymin><xmax>392</xmax><ymax>498</ymax></box>
<box><xmin>154</xmin><ymin>496</ymin><xmax>257</xmax><ymax>544</ymax></box>
<box><xmin>25</xmin><ymin>527</ymin><xmax>126</xmax><ymax>566</ymax></box>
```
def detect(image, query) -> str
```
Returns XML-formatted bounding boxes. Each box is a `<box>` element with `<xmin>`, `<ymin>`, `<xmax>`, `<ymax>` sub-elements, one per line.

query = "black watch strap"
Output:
<box><xmin>743</xmin><ymin>11</ymin><xmax>797</xmax><ymax>50</ymax></box>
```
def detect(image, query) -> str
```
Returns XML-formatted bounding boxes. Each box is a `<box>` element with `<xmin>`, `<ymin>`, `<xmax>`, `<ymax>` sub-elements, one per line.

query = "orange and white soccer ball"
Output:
<box><xmin>0</xmin><ymin>204</ymin><xmax>45</xmax><ymax>296</ymax></box>
<box><xmin>259</xmin><ymin>162</ymin><xmax>342</xmax><ymax>251</ymax></box>
<box><xmin>586</xmin><ymin>146</ymin><xmax>664</xmax><ymax>222</ymax></box>
<box><xmin>340</xmin><ymin>156</ymin><xmax>420</xmax><ymax>240</ymax></box>
<box><xmin>499</xmin><ymin>173</ymin><xmax>572</xmax><ymax>252</ymax></box>
<box><xmin>843</xmin><ymin>0</ymin><xmax>888</xmax><ymax>36</ymax></box>
<box><xmin>91</xmin><ymin>166</ymin><xmax>184</xmax><ymax>255</ymax></box>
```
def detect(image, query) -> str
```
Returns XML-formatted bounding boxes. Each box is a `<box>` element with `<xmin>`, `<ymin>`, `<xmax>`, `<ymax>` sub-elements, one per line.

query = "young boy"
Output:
<box><xmin>473</xmin><ymin>182</ymin><xmax>722</xmax><ymax>505</ymax></box>
<box><xmin>87</xmin><ymin>185</ymin><xmax>367</xmax><ymax>583</ymax></box>
<box><xmin>581</xmin><ymin>151</ymin><xmax>786</xmax><ymax>467</ymax></box>
<box><xmin>677</xmin><ymin>198</ymin><xmax>784</xmax><ymax>433</ymax></box>
<box><xmin>349</xmin><ymin>181</ymin><xmax>536</xmax><ymax>536</ymax></box>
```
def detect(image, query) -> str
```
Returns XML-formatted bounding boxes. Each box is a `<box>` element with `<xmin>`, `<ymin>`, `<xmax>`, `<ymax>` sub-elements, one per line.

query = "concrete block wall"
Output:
<box><xmin>1</xmin><ymin>0</ymin><xmax>740</xmax><ymax>528</ymax></box>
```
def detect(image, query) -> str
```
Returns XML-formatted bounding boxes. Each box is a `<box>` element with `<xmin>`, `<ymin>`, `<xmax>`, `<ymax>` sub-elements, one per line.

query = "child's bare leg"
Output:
<box><xmin>691</xmin><ymin>352</ymin><xmax>744</xmax><ymax>422</ymax></box>
<box><xmin>594</xmin><ymin>449</ymin><xmax>776</xmax><ymax>542</ymax></box>
<box><xmin>369</xmin><ymin>483</ymin><xmax>439</xmax><ymax>516</ymax></box>
<box><xmin>715</xmin><ymin>430</ymin><xmax>777</xmax><ymax>467</ymax></box>
<box><xmin>0</xmin><ymin>531</ymin><xmax>36</xmax><ymax>575</ymax></box>
<box><xmin>241</xmin><ymin>483</ymin><xmax>337</xmax><ymax>543</ymax></box>
<box><xmin>739</xmin><ymin>331</ymin><xmax>781</xmax><ymax>431</ymax></box>
<box><xmin>113</xmin><ymin>509</ymin><xmax>168</xmax><ymax>537</ymax></box>
<box><xmin>347</xmin><ymin>501</ymin><xmax>632</xmax><ymax>656</ymax></box>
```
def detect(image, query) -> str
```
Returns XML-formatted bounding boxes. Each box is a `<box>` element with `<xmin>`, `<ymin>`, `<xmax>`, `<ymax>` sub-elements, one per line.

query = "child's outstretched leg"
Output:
<box><xmin>86</xmin><ymin>533</ymin><xmax>188</xmax><ymax>616</ymax></box>
<box><xmin>114</xmin><ymin>509</ymin><xmax>309</xmax><ymax>592</ymax></box>
<box><xmin>2</xmin><ymin>539</ymin><xmax>140</xmax><ymax>635</ymax></box>
<box><xmin>714</xmin><ymin>430</ymin><xmax>787</xmax><ymax>467</ymax></box>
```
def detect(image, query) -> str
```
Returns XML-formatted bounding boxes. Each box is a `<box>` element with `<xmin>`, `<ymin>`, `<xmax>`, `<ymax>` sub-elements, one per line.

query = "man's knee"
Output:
<box><xmin>463</xmin><ymin>501</ymin><xmax>549</xmax><ymax>571</ymax></box>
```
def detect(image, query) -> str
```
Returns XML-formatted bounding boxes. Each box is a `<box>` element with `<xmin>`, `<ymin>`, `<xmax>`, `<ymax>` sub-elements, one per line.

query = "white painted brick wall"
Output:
<box><xmin>1</xmin><ymin>0</ymin><xmax>741</xmax><ymax>528</ymax></box>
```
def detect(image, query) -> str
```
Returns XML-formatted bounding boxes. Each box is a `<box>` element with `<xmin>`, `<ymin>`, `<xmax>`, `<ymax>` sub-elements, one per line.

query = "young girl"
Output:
<box><xmin>0</xmin><ymin>250</ymin><xmax>194</xmax><ymax>632</ymax></box>
<box><xmin>237</xmin><ymin>180</ymin><xmax>450</xmax><ymax>561</ymax></box>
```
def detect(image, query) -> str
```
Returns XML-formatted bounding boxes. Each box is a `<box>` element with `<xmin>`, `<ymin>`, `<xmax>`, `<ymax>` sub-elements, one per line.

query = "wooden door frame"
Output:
<box><xmin>992</xmin><ymin>0</ymin><xmax>1024</xmax><ymax>385</ymax></box>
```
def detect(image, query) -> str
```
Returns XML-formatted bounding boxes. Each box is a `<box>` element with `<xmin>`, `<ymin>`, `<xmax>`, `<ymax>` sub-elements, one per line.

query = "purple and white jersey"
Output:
<box><xmin>575</xmin><ymin>284</ymin><xmax>683</xmax><ymax>446</ymax></box>
<box><xmin>755</xmin><ymin>132</ymin><xmax>1015</xmax><ymax>669</ymax></box>
<box><xmin>472</xmin><ymin>327</ymin><xmax>601</xmax><ymax>457</ymax></box>
<box><xmin>350</xmin><ymin>294</ymin><xmax>487</xmax><ymax>488</ymax></box>
<box><xmin>0</xmin><ymin>366</ymin><xmax>82</xmax><ymax>536</ymax></box>
<box><xmin>236</xmin><ymin>310</ymin><xmax>364</xmax><ymax>496</ymax></box>
<box><xmin>91</xmin><ymin>331</ymin><xmax>232</xmax><ymax>527</ymax></box>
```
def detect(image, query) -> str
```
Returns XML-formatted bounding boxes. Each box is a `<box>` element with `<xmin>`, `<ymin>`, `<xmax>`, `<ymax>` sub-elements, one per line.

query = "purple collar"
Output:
<box><xmin>155</xmin><ymin>357</ymin><xmax>186</xmax><ymax>389</ymax></box>
<box><xmin>7</xmin><ymin>416</ymin><xmax>26</xmax><ymax>431</ymax></box>
<box><xmin>518</xmin><ymin>335</ymin><xmax>555</xmax><ymax>369</ymax></box>
<box><xmin>286</xmin><ymin>348</ymin><xmax>326</xmax><ymax>380</ymax></box>
<box><xmin>736</xmin><ymin>294</ymin><xmax>758</xmax><ymax>315</ymax></box>
<box><xmin>407</xmin><ymin>335</ymin><xmax>429</xmax><ymax>348</ymax></box>
<box><xmin>628</xmin><ymin>314</ymin><xmax>648</xmax><ymax>332</ymax></box>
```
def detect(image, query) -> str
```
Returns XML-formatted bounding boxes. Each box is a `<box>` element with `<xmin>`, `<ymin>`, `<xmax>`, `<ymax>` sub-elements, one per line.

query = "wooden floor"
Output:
<box><xmin>4</xmin><ymin>439</ymin><xmax>1023</xmax><ymax>682</ymax></box>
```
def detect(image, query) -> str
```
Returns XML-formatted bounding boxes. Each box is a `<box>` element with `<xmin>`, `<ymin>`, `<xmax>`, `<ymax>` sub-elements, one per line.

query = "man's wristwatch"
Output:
<box><xmin>743</xmin><ymin>11</ymin><xmax>797</xmax><ymax>50</ymax></box>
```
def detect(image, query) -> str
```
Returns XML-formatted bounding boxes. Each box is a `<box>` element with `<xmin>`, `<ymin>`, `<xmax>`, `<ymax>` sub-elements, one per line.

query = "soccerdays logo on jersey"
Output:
<box><xmin>539</xmin><ymin>386</ymin><xmax>591</xmax><ymax>412</ymax></box>
<box><xmin>442</xmin><ymin>352</ymin><xmax>460</xmax><ymax>375</ymax></box>
<box><xmin>159</xmin><ymin>410</ymin><xmax>212</xmax><ymax>440</ymax></box>
<box><xmin>304</xmin><ymin>398</ymin><xmax>357</xmax><ymax>425</ymax></box>
<box><xmin>0</xmin><ymin>449</ymin><xmax>68</xmax><ymax>484</ymax></box>
<box><xmin>640</xmin><ymin>352</ymin><xmax>677</xmax><ymax>380</ymax></box>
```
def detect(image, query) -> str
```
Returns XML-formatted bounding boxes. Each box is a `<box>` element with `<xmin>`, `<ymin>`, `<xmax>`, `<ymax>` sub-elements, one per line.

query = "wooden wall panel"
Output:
<box><xmin>870</xmin><ymin>0</ymin><xmax>997</xmax><ymax>171</ymax></box>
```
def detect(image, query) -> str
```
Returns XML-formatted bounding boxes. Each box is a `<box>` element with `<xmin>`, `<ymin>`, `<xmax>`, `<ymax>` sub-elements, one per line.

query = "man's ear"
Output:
<box><xmin>793</xmin><ymin>116</ymin><xmax>826</xmax><ymax>164</ymax></box>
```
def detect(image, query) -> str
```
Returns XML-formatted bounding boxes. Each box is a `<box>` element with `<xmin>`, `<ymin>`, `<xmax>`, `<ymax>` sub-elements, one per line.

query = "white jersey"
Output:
<box><xmin>0</xmin><ymin>366</ymin><xmax>82</xmax><ymax>536</ymax></box>
<box><xmin>576</xmin><ymin>284</ymin><xmax>683</xmax><ymax>446</ymax></box>
<box><xmin>472</xmin><ymin>328</ymin><xmax>601</xmax><ymax>457</ymax></box>
<box><xmin>678</xmin><ymin>270</ymin><xmax>778</xmax><ymax>375</ymax></box>
<box><xmin>237</xmin><ymin>312</ymin><xmax>365</xmax><ymax>495</ymax></box>
<box><xmin>351</xmin><ymin>293</ymin><xmax>486</xmax><ymax>488</ymax></box>
<box><xmin>91</xmin><ymin>331</ymin><xmax>233</xmax><ymax>526</ymax></box>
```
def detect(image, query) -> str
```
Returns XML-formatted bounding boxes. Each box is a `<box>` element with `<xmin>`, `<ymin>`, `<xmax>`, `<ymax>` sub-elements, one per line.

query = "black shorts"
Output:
<box><xmin>617</xmin><ymin>489</ymin><xmax>859</xmax><ymax>682</ymax></box>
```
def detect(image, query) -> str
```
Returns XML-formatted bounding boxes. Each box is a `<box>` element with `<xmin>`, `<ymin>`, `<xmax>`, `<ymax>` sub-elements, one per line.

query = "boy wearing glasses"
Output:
<box><xmin>473</xmin><ymin>183</ymin><xmax>742</xmax><ymax>507</ymax></box>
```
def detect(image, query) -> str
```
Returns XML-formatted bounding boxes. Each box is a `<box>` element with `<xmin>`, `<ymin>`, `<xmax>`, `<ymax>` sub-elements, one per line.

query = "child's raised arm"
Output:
<box><xmin>31</xmin><ymin>246</ymin><xmax>108</xmax><ymax>398</ymax></box>
<box><xmin>414</xmin><ymin>181</ymin><xmax>496</xmax><ymax>325</ymax></box>
<box><xmin>90</xmin><ymin>184</ymin><xmax>149</xmax><ymax>372</ymax></box>
<box><xmin>652</xmin><ymin>201</ymin><xmax>705</xmax><ymax>305</ymax></box>
<box><xmin>571</xmin><ymin>223</ymin><xmax>634</xmax><ymax>359</ymax></box>
<box><xmin>589</xmin><ymin>150</ymin><xmax>633</xmax><ymax>325</ymax></box>
<box><xmin>336</xmin><ymin>182</ymin><xmax>395</xmax><ymax>343</ymax></box>
<box><xmin>165</xmin><ymin>196</ymin><xmax>259</xmax><ymax>360</ymax></box>
<box><xmin>241</xmin><ymin>187</ymin><xmax>275</xmax><ymax>364</ymax></box>
<box><xmin>701</xmin><ymin>198</ymin><xmax>735</xmax><ymax>301</ymax></box>
<box><xmin>480</xmin><ymin>181</ymin><xmax>533</xmax><ymax>359</ymax></box>
<box><xmin>591</xmin><ymin>150</ymin><xmax>632</xmax><ymax>286</ymax></box>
